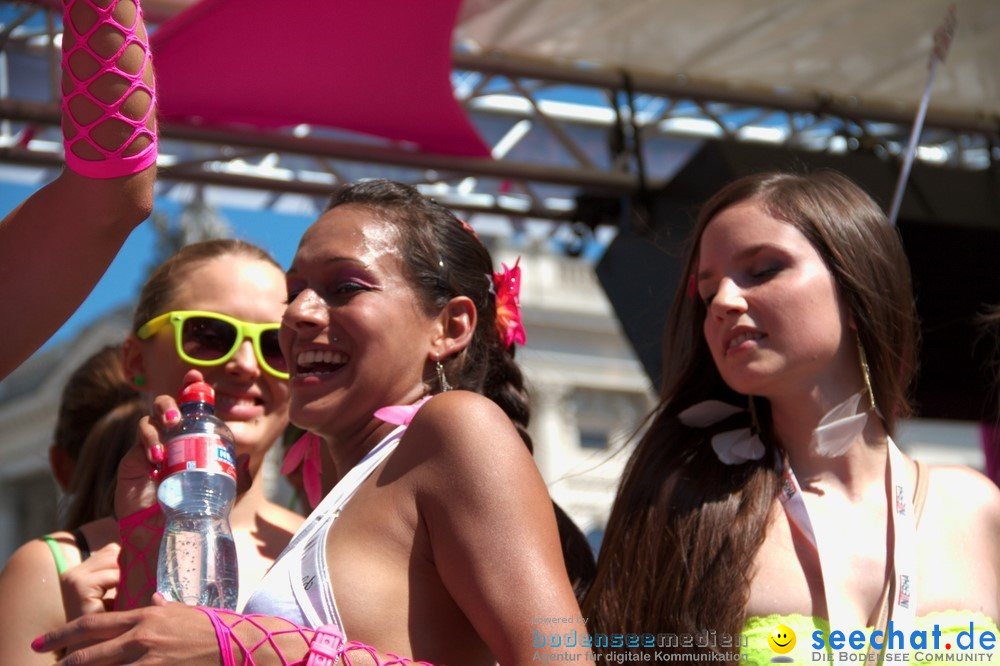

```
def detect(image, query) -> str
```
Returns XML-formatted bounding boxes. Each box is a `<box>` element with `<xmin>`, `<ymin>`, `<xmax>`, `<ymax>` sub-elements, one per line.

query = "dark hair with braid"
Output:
<box><xmin>324</xmin><ymin>179</ymin><xmax>596</xmax><ymax>599</ymax></box>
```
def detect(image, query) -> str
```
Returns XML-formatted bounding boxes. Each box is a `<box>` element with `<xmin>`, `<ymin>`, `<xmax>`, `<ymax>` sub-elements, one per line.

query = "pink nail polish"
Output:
<box><xmin>165</xmin><ymin>409</ymin><xmax>180</xmax><ymax>423</ymax></box>
<box><xmin>30</xmin><ymin>636</ymin><xmax>44</xmax><ymax>652</ymax></box>
<box><xmin>151</xmin><ymin>445</ymin><xmax>165</xmax><ymax>463</ymax></box>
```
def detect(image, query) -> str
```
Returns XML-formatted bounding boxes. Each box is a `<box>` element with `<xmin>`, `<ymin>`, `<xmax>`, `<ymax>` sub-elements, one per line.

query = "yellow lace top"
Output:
<box><xmin>741</xmin><ymin>611</ymin><xmax>998</xmax><ymax>665</ymax></box>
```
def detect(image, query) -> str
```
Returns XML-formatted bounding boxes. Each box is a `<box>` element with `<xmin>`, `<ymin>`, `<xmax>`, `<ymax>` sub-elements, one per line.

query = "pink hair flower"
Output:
<box><xmin>492</xmin><ymin>257</ymin><xmax>527</xmax><ymax>348</ymax></box>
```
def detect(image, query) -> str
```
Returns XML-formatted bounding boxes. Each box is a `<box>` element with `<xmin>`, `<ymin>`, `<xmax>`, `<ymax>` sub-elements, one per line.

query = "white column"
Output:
<box><xmin>530</xmin><ymin>381</ymin><xmax>572</xmax><ymax>487</ymax></box>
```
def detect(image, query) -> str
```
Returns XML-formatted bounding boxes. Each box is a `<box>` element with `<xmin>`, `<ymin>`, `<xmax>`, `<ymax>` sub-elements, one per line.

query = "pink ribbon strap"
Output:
<box><xmin>282</xmin><ymin>432</ymin><xmax>325</xmax><ymax>509</ymax></box>
<box><xmin>373</xmin><ymin>396</ymin><xmax>432</xmax><ymax>427</ymax></box>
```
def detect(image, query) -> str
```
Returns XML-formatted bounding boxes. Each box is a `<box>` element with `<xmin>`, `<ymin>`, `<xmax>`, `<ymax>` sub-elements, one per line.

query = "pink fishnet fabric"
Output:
<box><xmin>61</xmin><ymin>0</ymin><xmax>157</xmax><ymax>178</ymax></box>
<box><xmin>115</xmin><ymin>504</ymin><xmax>163</xmax><ymax>610</ymax></box>
<box><xmin>196</xmin><ymin>609</ymin><xmax>438</xmax><ymax>666</ymax></box>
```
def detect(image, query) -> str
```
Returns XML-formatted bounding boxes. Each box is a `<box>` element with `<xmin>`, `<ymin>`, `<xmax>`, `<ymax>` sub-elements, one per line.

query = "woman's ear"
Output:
<box><xmin>122</xmin><ymin>336</ymin><xmax>147</xmax><ymax>390</ymax></box>
<box><xmin>430</xmin><ymin>295</ymin><xmax>477</xmax><ymax>360</ymax></box>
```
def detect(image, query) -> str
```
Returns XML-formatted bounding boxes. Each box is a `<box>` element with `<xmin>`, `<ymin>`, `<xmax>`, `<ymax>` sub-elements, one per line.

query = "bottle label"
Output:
<box><xmin>163</xmin><ymin>434</ymin><xmax>237</xmax><ymax>481</ymax></box>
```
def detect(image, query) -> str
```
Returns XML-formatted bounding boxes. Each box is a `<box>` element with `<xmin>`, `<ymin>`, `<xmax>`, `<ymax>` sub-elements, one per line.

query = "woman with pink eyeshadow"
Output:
<box><xmin>33</xmin><ymin>180</ymin><xmax>594</xmax><ymax>665</ymax></box>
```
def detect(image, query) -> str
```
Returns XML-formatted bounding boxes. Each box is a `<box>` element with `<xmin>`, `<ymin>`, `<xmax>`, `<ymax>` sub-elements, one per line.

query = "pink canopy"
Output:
<box><xmin>149</xmin><ymin>0</ymin><xmax>490</xmax><ymax>157</ymax></box>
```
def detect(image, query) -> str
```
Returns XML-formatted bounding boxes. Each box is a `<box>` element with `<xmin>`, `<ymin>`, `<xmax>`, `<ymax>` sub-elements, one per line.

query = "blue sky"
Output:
<box><xmin>0</xmin><ymin>175</ymin><xmax>316</xmax><ymax>353</ymax></box>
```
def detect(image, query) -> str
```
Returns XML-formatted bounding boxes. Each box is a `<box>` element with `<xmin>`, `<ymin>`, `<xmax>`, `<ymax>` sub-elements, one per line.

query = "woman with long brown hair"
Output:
<box><xmin>585</xmin><ymin>170</ymin><xmax>999</xmax><ymax>662</ymax></box>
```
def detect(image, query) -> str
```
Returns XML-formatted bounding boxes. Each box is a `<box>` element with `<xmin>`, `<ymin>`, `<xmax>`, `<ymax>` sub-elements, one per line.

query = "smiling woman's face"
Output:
<box><xmin>696</xmin><ymin>200</ymin><xmax>859</xmax><ymax>402</ymax></box>
<box><xmin>280</xmin><ymin>204</ymin><xmax>439</xmax><ymax>438</ymax></box>
<box><xmin>135</xmin><ymin>254</ymin><xmax>290</xmax><ymax>465</ymax></box>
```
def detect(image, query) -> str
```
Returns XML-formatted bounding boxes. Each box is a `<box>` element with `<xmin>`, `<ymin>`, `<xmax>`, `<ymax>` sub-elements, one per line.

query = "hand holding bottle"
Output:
<box><xmin>155</xmin><ymin>376</ymin><xmax>239</xmax><ymax>609</ymax></box>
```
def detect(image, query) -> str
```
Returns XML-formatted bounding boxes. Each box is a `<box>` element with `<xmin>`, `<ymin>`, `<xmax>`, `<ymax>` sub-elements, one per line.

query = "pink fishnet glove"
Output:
<box><xmin>196</xmin><ymin>609</ymin><xmax>438</xmax><ymax>666</ymax></box>
<box><xmin>115</xmin><ymin>504</ymin><xmax>163</xmax><ymax>610</ymax></box>
<box><xmin>61</xmin><ymin>0</ymin><xmax>157</xmax><ymax>178</ymax></box>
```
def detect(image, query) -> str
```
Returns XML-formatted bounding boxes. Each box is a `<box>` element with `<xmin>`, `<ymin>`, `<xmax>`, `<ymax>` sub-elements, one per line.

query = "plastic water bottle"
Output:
<box><xmin>156</xmin><ymin>380</ymin><xmax>239</xmax><ymax>609</ymax></box>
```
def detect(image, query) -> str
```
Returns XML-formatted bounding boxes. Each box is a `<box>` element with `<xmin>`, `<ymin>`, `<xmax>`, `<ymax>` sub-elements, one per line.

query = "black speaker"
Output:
<box><xmin>595</xmin><ymin>141</ymin><xmax>1000</xmax><ymax>422</ymax></box>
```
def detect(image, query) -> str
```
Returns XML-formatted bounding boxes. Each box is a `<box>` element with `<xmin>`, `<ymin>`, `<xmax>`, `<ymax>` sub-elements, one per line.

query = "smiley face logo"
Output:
<box><xmin>767</xmin><ymin>624</ymin><xmax>796</xmax><ymax>655</ymax></box>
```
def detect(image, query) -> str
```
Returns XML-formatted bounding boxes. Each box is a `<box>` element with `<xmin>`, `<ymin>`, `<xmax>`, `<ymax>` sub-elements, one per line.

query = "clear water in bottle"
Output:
<box><xmin>157</xmin><ymin>470</ymin><xmax>239</xmax><ymax>609</ymax></box>
<box><xmin>155</xmin><ymin>381</ymin><xmax>239</xmax><ymax>610</ymax></box>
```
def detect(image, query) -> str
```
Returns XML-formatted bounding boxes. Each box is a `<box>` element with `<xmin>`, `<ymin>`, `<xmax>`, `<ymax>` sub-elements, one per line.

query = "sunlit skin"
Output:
<box><xmin>280</xmin><ymin>205</ymin><xmax>439</xmax><ymax>470</ymax></box>
<box><xmin>697</xmin><ymin>201</ymin><xmax>860</xmax><ymax>413</ymax></box>
<box><xmin>267</xmin><ymin>203</ymin><xmax>591</xmax><ymax>663</ymax></box>
<box><xmin>126</xmin><ymin>256</ymin><xmax>291</xmax><ymax>475</ymax></box>
<box><xmin>694</xmin><ymin>200</ymin><xmax>1000</xmax><ymax>630</ymax></box>
<box><xmin>0</xmin><ymin>254</ymin><xmax>303</xmax><ymax>666</ymax></box>
<box><xmin>123</xmin><ymin>255</ymin><xmax>298</xmax><ymax>603</ymax></box>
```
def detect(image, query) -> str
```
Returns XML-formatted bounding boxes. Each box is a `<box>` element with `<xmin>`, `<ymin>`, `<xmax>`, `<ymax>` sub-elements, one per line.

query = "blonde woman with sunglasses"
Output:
<box><xmin>0</xmin><ymin>239</ymin><xmax>303</xmax><ymax>665</ymax></box>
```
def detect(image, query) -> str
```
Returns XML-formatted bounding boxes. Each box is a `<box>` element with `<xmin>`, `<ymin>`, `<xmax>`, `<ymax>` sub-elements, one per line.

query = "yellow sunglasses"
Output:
<box><xmin>137</xmin><ymin>310</ymin><xmax>289</xmax><ymax>380</ymax></box>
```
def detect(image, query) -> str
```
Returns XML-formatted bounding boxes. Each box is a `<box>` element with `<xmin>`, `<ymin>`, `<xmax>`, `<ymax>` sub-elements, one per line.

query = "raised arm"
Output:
<box><xmin>0</xmin><ymin>0</ymin><xmax>156</xmax><ymax>380</ymax></box>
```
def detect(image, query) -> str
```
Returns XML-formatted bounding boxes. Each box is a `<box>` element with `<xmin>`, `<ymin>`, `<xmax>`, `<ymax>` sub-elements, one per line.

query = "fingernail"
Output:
<box><xmin>151</xmin><ymin>445</ymin><xmax>165</xmax><ymax>463</ymax></box>
<box><xmin>30</xmin><ymin>636</ymin><xmax>44</xmax><ymax>652</ymax></box>
<box><xmin>165</xmin><ymin>409</ymin><xmax>180</xmax><ymax>423</ymax></box>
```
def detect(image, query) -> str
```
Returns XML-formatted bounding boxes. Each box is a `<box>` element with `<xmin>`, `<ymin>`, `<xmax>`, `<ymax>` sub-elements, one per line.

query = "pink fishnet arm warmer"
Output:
<box><xmin>115</xmin><ymin>504</ymin><xmax>163</xmax><ymax>610</ymax></box>
<box><xmin>61</xmin><ymin>0</ymin><xmax>157</xmax><ymax>178</ymax></box>
<box><xmin>195</xmin><ymin>609</ymin><xmax>439</xmax><ymax>666</ymax></box>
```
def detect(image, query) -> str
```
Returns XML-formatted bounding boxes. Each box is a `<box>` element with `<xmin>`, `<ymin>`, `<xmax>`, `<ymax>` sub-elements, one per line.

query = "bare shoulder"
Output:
<box><xmin>0</xmin><ymin>536</ymin><xmax>62</xmax><ymax>580</ymax></box>
<box><xmin>0</xmin><ymin>536</ymin><xmax>67</xmax><ymax>662</ymax></box>
<box><xmin>922</xmin><ymin>463</ymin><xmax>1000</xmax><ymax>535</ymax></box>
<box><xmin>405</xmin><ymin>390</ymin><xmax>526</xmax><ymax>458</ymax></box>
<box><xmin>398</xmin><ymin>390</ymin><xmax>538</xmax><ymax>494</ymax></box>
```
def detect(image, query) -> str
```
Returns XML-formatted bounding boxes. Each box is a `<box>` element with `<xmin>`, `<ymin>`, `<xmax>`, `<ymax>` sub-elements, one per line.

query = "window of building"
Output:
<box><xmin>579</xmin><ymin>430</ymin><xmax>609</xmax><ymax>450</ymax></box>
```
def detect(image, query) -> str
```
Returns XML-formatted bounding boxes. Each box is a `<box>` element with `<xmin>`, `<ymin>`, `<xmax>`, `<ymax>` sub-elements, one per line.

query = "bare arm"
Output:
<box><xmin>0</xmin><ymin>539</ymin><xmax>69</xmax><ymax>665</ymax></box>
<box><xmin>0</xmin><ymin>171</ymin><xmax>153</xmax><ymax>380</ymax></box>
<box><xmin>0</xmin><ymin>0</ymin><xmax>156</xmax><ymax>380</ymax></box>
<box><xmin>411</xmin><ymin>391</ymin><xmax>593</xmax><ymax>665</ymax></box>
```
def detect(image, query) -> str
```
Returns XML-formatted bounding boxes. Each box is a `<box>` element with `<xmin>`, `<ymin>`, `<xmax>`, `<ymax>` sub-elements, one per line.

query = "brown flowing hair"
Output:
<box><xmin>584</xmin><ymin>170</ymin><xmax>919</xmax><ymax>652</ymax></box>
<box><xmin>324</xmin><ymin>179</ymin><xmax>596</xmax><ymax>601</ymax></box>
<box><xmin>53</xmin><ymin>344</ymin><xmax>140</xmax><ymax>528</ymax></box>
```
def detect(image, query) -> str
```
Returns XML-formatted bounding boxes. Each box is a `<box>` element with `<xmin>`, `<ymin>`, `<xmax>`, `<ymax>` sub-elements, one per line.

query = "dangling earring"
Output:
<box><xmin>856</xmin><ymin>335</ymin><xmax>876</xmax><ymax>412</ymax></box>
<box><xmin>436</xmin><ymin>358</ymin><xmax>451</xmax><ymax>393</ymax></box>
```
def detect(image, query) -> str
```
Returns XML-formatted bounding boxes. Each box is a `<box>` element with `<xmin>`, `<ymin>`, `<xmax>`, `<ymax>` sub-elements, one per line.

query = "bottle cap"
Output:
<box><xmin>178</xmin><ymin>381</ymin><xmax>215</xmax><ymax>406</ymax></box>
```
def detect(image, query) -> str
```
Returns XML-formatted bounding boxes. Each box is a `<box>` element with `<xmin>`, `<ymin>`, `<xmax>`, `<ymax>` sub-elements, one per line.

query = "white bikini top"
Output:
<box><xmin>241</xmin><ymin>425</ymin><xmax>407</xmax><ymax>632</ymax></box>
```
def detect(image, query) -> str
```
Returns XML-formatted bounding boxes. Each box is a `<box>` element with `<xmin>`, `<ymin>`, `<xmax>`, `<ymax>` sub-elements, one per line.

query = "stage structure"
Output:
<box><xmin>2</xmin><ymin>0</ymin><xmax>999</xmax><ymax>421</ymax></box>
<box><xmin>1</xmin><ymin>0</ymin><xmax>997</xmax><ymax>226</ymax></box>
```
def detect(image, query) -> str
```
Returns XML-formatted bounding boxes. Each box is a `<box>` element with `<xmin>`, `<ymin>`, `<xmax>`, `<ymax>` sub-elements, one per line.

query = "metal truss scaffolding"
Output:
<box><xmin>2</xmin><ymin>0</ymin><xmax>998</xmax><ymax>225</ymax></box>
